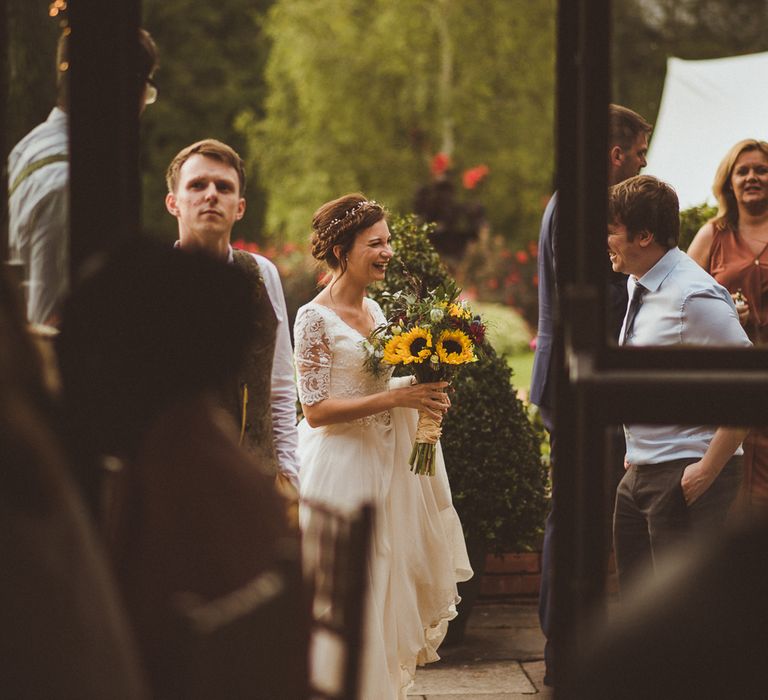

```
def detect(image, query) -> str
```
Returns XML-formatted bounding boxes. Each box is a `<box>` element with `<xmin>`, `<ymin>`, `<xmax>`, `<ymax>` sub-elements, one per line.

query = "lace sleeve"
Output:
<box><xmin>294</xmin><ymin>306</ymin><xmax>332</xmax><ymax>406</ymax></box>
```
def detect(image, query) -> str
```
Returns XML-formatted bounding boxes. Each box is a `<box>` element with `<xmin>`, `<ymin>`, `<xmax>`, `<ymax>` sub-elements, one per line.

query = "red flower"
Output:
<box><xmin>232</xmin><ymin>238</ymin><xmax>260</xmax><ymax>253</ymax></box>
<box><xmin>527</xmin><ymin>240</ymin><xmax>538</xmax><ymax>257</ymax></box>
<box><xmin>430</xmin><ymin>152</ymin><xmax>452</xmax><ymax>177</ymax></box>
<box><xmin>515</xmin><ymin>250</ymin><xmax>529</xmax><ymax>264</ymax></box>
<box><xmin>462</xmin><ymin>164</ymin><xmax>490</xmax><ymax>189</ymax></box>
<box><xmin>469</xmin><ymin>319</ymin><xmax>486</xmax><ymax>345</ymax></box>
<box><xmin>486</xmin><ymin>277</ymin><xmax>499</xmax><ymax>290</ymax></box>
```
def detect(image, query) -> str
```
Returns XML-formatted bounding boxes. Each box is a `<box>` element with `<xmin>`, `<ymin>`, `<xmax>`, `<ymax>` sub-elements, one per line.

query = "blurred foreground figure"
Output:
<box><xmin>7</xmin><ymin>29</ymin><xmax>158</xmax><ymax>326</ymax></box>
<box><xmin>566</xmin><ymin>516</ymin><xmax>768</xmax><ymax>698</ymax></box>
<box><xmin>58</xmin><ymin>240</ymin><xmax>306</xmax><ymax>698</ymax></box>
<box><xmin>0</xmin><ymin>271</ymin><xmax>148</xmax><ymax>698</ymax></box>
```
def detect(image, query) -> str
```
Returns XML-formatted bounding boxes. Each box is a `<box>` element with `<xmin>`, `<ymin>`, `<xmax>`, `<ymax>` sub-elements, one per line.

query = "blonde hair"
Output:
<box><xmin>710</xmin><ymin>139</ymin><xmax>768</xmax><ymax>232</ymax></box>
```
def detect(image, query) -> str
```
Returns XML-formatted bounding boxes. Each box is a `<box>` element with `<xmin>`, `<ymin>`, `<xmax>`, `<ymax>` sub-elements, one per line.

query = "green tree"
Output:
<box><xmin>612</xmin><ymin>0</ymin><xmax>768</xmax><ymax>123</ymax></box>
<box><xmin>239</xmin><ymin>0</ymin><xmax>556</xmax><ymax>247</ymax></box>
<box><xmin>140</xmin><ymin>0</ymin><xmax>274</xmax><ymax>241</ymax></box>
<box><xmin>6</xmin><ymin>1</ymin><xmax>60</xmax><ymax>150</ymax></box>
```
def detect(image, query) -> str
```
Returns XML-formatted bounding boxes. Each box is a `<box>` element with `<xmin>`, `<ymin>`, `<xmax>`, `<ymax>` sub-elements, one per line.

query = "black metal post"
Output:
<box><xmin>1</xmin><ymin>0</ymin><xmax>8</xmax><ymax>262</ymax></box>
<box><xmin>553</xmin><ymin>0</ymin><xmax>612</xmax><ymax>691</ymax></box>
<box><xmin>68</xmin><ymin>0</ymin><xmax>141</xmax><ymax>278</ymax></box>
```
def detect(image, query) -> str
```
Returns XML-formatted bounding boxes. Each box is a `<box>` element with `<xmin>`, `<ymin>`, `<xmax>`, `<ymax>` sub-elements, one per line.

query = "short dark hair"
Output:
<box><xmin>609</xmin><ymin>104</ymin><xmax>652</xmax><ymax>151</ymax></box>
<box><xmin>56</xmin><ymin>28</ymin><xmax>159</xmax><ymax>109</ymax></box>
<box><xmin>608</xmin><ymin>175</ymin><xmax>679</xmax><ymax>250</ymax></box>
<box><xmin>166</xmin><ymin>139</ymin><xmax>246</xmax><ymax>196</ymax></box>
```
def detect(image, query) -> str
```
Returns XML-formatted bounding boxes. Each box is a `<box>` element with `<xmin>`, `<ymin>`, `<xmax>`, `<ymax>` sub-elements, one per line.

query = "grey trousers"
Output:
<box><xmin>613</xmin><ymin>455</ymin><xmax>742</xmax><ymax>591</ymax></box>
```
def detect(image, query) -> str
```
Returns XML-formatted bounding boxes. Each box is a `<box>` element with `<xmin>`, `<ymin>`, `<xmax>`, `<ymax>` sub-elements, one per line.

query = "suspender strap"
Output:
<box><xmin>9</xmin><ymin>154</ymin><xmax>68</xmax><ymax>198</ymax></box>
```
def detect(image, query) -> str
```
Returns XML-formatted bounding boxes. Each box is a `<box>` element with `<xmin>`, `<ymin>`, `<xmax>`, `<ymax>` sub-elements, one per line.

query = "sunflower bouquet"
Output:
<box><xmin>363</xmin><ymin>280</ymin><xmax>486</xmax><ymax>475</ymax></box>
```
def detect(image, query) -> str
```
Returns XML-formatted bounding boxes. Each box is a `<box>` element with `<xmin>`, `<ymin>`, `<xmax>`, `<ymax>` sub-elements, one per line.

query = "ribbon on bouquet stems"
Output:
<box><xmin>410</xmin><ymin>409</ymin><xmax>443</xmax><ymax>476</ymax></box>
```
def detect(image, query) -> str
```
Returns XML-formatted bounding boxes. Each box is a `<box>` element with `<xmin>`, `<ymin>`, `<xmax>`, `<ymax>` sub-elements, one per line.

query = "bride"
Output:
<box><xmin>294</xmin><ymin>194</ymin><xmax>473</xmax><ymax>699</ymax></box>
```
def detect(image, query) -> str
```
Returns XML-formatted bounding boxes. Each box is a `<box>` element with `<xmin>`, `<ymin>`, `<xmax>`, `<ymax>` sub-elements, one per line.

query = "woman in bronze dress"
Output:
<box><xmin>688</xmin><ymin>139</ymin><xmax>768</xmax><ymax>510</ymax></box>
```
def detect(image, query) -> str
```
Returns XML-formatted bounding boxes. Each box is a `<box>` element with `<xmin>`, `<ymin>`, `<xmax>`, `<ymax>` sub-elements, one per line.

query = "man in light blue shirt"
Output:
<box><xmin>607</xmin><ymin>175</ymin><xmax>751</xmax><ymax>590</ymax></box>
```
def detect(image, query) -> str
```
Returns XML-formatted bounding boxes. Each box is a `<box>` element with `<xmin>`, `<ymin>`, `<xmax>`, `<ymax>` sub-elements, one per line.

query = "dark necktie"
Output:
<box><xmin>622</xmin><ymin>282</ymin><xmax>646</xmax><ymax>345</ymax></box>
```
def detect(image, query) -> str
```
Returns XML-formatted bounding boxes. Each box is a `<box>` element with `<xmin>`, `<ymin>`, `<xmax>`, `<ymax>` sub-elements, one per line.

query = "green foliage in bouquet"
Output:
<box><xmin>678</xmin><ymin>202</ymin><xmax>717</xmax><ymax>253</ymax></box>
<box><xmin>371</xmin><ymin>214</ymin><xmax>548</xmax><ymax>552</ymax></box>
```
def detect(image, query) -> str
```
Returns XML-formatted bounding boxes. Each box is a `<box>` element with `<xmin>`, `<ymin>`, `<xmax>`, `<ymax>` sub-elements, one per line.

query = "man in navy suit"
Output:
<box><xmin>530</xmin><ymin>103</ymin><xmax>652</xmax><ymax>686</ymax></box>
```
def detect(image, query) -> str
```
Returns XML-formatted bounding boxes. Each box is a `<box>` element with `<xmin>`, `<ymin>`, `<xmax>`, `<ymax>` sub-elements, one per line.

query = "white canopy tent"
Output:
<box><xmin>644</xmin><ymin>51</ymin><xmax>768</xmax><ymax>210</ymax></box>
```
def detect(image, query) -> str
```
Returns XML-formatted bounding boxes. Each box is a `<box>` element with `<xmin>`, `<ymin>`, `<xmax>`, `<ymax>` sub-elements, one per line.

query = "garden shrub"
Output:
<box><xmin>441</xmin><ymin>346</ymin><xmax>548</xmax><ymax>551</ymax></box>
<box><xmin>678</xmin><ymin>202</ymin><xmax>717</xmax><ymax>252</ymax></box>
<box><xmin>373</xmin><ymin>214</ymin><xmax>548</xmax><ymax>552</ymax></box>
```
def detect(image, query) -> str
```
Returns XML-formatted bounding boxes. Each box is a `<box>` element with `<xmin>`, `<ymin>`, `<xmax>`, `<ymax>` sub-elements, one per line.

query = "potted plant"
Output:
<box><xmin>372</xmin><ymin>215</ymin><xmax>548</xmax><ymax>642</ymax></box>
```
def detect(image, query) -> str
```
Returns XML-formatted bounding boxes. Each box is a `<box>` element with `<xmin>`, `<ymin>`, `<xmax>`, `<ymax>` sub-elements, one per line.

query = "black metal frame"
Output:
<box><xmin>67</xmin><ymin>0</ymin><xmax>141</xmax><ymax>273</ymax></box>
<box><xmin>1</xmin><ymin>2</ymin><xmax>8</xmax><ymax>261</ymax></box>
<box><xmin>554</xmin><ymin>0</ymin><xmax>768</xmax><ymax>692</ymax></box>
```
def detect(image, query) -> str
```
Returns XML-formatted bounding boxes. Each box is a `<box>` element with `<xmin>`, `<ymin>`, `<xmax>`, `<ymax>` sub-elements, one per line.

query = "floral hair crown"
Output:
<box><xmin>321</xmin><ymin>200</ymin><xmax>380</xmax><ymax>238</ymax></box>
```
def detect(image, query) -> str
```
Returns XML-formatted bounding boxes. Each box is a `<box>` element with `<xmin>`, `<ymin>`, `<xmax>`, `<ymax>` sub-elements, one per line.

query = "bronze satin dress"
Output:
<box><xmin>710</xmin><ymin>226</ymin><xmax>768</xmax><ymax>507</ymax></box>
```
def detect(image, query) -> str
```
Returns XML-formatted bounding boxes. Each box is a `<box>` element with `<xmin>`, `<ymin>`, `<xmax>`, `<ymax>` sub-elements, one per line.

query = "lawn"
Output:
<box><xmin>506</xmin><ymin>351</ymin><xmax>534</xmax><ymax>395</ymax></box>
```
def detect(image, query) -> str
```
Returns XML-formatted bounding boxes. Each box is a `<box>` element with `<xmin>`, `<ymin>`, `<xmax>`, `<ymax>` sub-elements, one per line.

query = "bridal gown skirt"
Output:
<box><xmin>298</xmin><ymin>381</ymin><xmax>473</xmax><ymax>700</ymax></box>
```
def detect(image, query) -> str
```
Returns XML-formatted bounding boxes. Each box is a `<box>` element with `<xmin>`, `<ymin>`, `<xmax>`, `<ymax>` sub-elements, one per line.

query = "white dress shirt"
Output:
<box><xmin>8</xmin><ymin>107</ymin><xmax>70</xmax><ymax>324</ymax></box>
<box><xmin>622</xmin><ymin>247</ymin><xmax>752</xmax><ymax>465</ymax></box>
<box><xmin>228</xmin><ymin>247</ymin><xmax>301</xmax><ymax>487</ymax></box>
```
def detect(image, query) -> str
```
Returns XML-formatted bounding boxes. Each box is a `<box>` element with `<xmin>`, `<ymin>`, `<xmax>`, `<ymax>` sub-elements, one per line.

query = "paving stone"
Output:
<box><xmin>408</xmin><ymin>604</ymin><xmax>550</xmax><ymax>697</ymax></box>
<box><xmin>422</xmin><ymin>695</ymin><xmax>535</xmax><ymax>699</ymax></box>
<box><xmin>408</xmin><ymin>660</ymin><xmax>535</xmax><ymax>695</ymax></box>
<box><xmin>521</xmin><ymin>660</ymin><xmax>551</xmax><ymax>696</ymax></box>
<box><xmin>462</xmin><ymin>603</ymin><xmax>541</xmax><ymax>629</ymax></box>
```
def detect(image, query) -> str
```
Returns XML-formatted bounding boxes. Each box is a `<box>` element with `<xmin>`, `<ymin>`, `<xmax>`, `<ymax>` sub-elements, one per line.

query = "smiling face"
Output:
<box><xmin>607</xmin><ymin>219</ymin><xmax>647</xmax><ymax>276</ymax></box>
<box><xmin>730</xmin><ymin>148</ymin><xmax>768</xmax><ymax>212</ymax></box>
<box><xmin>165</xmin><ymin>154</ymin><xmax>245</xmax><ymax>250</ymax></box>
<box><xmin>342</xmin><ymin>219</ymin><xmax>393</xmax><ymax>286</ymax></box>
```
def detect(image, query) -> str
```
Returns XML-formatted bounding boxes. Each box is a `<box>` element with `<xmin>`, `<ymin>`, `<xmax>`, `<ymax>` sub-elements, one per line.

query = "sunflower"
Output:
<box><xmin>436</xmin><ymin>329</ymin><xmax>476</xmax><ymax>365</ymax></box>
<box><xmin>448</xmin><ymin>302</ymin><xmax>472</xmax><ymax>320</ymax></box>
<box><xmin>399</xmin><ymin>326</ymin><xmax>433</xmax><ymax>364</ymax></box>
<box><xmin>383</xmin><ymin>335</ymin><xmax>407</xmax><ymax>365</ymax></box>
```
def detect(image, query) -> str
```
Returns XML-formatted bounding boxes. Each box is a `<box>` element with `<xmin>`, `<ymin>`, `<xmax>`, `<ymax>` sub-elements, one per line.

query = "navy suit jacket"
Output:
<box><xmin>530</xmin><ymin>193</ymin><xmax>558</xmax><ymax>412</ymax></box>
<box><xmin>529</xmin><ymin>192</ymin><xmax>628</xmax><ymax>415</ymax></box>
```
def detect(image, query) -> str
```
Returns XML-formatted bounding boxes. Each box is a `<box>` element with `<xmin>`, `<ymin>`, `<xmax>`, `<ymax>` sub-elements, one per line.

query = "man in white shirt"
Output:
<box><xmin>608</xmin><ymin>174</ymin><xmax>751</xmax><ymax>590</ymax></box>
<box><xmin>7</xmin><ymin>29</ymin><xmax>159</xmax><ymax>326</ymax></box>
<box><xmin>165</xmin><ymin>139</ymin><xmax>300</xmax><ymax>490</ymax></box>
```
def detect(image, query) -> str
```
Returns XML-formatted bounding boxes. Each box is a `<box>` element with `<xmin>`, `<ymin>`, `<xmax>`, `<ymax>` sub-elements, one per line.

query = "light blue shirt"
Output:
<box><xmin>622</xmin><ymin>247</ymin><xmax>752</xmax><ymax>465</ymax></box>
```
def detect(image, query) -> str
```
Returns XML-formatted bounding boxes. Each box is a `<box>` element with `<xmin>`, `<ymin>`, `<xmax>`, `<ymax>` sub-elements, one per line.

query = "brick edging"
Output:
<box><xmin>480</xmin><ymin>551</ymin><xmax>618</xmax><ymax>600</ymax></box>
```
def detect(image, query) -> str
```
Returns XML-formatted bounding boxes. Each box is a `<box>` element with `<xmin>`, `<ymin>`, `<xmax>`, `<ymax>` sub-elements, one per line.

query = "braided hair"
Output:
<box><xmin>311</xmin><ymin>194</ymin><xmax>386</xmax><ymax>277</ymax></box>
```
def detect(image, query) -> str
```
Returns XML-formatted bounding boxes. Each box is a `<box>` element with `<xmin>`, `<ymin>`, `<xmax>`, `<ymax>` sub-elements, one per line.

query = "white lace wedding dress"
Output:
<box><xmin>294</xmin><ymin>298</ymin><xmax>473</xmax><ymax>700</ymax></box>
